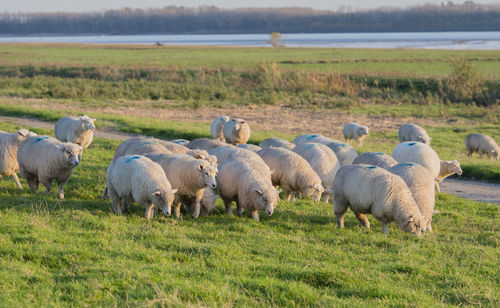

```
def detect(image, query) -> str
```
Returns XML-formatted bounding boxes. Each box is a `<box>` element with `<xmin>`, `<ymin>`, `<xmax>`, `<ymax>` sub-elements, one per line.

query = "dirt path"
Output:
<box><xmin>1</xmin><ymin>115</ymin><xmax>499</xmax><ymax>205</ymax></box>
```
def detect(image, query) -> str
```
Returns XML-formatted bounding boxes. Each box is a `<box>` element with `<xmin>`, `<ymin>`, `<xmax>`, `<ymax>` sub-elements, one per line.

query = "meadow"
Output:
<box><xmin>0</xmin><ymin>44</ymin><xmax>499</xmax><ymax>306</ymax></box>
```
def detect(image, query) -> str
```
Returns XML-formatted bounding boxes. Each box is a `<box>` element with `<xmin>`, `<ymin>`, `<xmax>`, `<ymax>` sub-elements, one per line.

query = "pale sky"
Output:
<box><xmin>1</xmin><ymin>0</ymin><xmax>498</xmax><ymax>13</ymax></box>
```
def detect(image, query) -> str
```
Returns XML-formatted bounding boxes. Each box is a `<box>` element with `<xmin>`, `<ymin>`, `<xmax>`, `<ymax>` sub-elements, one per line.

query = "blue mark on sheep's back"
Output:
<box><xmin>335</xmin><ymin>143</ymin><xmax>346</xmax><ymax>148</ymax></box>
<box><xmin>407</xmin><ymin>142</ymin><xmax>417</xmax><ymax>146</ymax></box>
<box><xmin>34</xmin><ymin>136</ymin><xmax>49</xmax><ymax>143</ymax></box>
<box><xmin>305</xmin><ymin>134</ymin><xmax>319</xmax><ymax>140</ymax></box>
<box><xmin>375</xmin><ymin>152</ymin><xmax>385</xmax><ymax>155</ymax></box>
<box><xmin>402</xmin><ymin>163</ymin><xmax>416</xmax><ymax>166</ymax></box>
<box><xmin>366</xmin><ymin>166</ymin><xmax>377</xmax><ymax>169</ymax></box>
<box><xmin>140</xmin><ymin>141</ymin><xmax>155</xmax><ymax>145</ymax></box>
<box><xmin>126</xmin><ymin>156</ymin><xmax>141</xmax><ymax>163</ymax></box>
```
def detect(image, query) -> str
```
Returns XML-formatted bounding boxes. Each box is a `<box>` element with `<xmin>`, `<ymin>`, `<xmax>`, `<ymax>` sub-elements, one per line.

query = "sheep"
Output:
<box><xmin>208</xmin><ymin>146</ymin><xmax>273</xmax><ymax>180</ymax></box>
<box><xmin>292</xmin><ymin>134</ymin><xmax>341</xmax><ymax>146</ymax></box>
<box><xmin>186</xmin><ymin>138</ymin><xmax>226</xmax><ymax>151</ymax></box>
<box><xmin>435</xmin><ymin>160</ymin><xmax>462</xmax><ymax>192</ymax></box>
<box><xmin>259</xmin><ymin>138</ymin><xmax>296</xmax><ymax>150</ymax></box>
<box><xmin>200</xmin><ymin>188</ymin><xmax>218</xmax><ymax>216</ymax></box>
<box><xmin>293</xmin><ymin>143</ymin><xmax>340</xmax><ymax>202</ymax></box>
<box><xmin>343</xmin><ymin>123</ymin><xmax>369</xmax><ymax>146</ymax></box>
<box><xmin>111</xmin><ymin>138</ymin><xmax>172</xmax><ymax>163</ymax></box>
<box><xmin>210</xmin><ymin>116</ymin><xmax>230</xmax><ymax>141</ymax></box>
<box><xmin>257</xmin><ymin>147</ymin><xmax>324</xmax><ymax>202</ymax></box>
<box><xmin>352</xmin><ymin>152</ymin><xmax>398</xmax><ymax>171</ymax></box>
<box><xmin>398</xmin><ymin>123</ymin><xmax>431</xmax><ymax>145</ymax></box>
<box><xmin>333</xmin><ymin>164</ymin><xmax>425</xmax><ymax>235</ymax></box>
<box><xmin>186</xmin><ymin>149</ymin><xmax>218</xmax><ymax>167</ymax></box>
<box><xmin>145</xmin><ymin>153</ymin><xmax>218</xmax><ymax>219</ymax></box>
<box><xmin>0</xmin><ymin>129</ymin><xmax>37</xmax><ymax>189</ymax></box>
<box><xmin>169</xmin><ymin>139</ymin><xmax>190</xmax><ymax>146</ymax></box>
<box><xmin>325</xmin><ymin>143</ymin><xmax>358</xmax><ymax>166</ymax></box>
<box><xmin>465</xmin><ymin>133</ymin><xmax>499</xmax><ymax>160</ymax></box>
<box><xmin>389</xmin><ymin>163</ymin><xmax>436</xmax><ymax>232</ymax></box>
<box><xmin>17</xmin><ymin>136</ymin><xmax>82</xmax><ymax>199</ymax></box>
<box><xmin>237</xmin><ymin>144</ymin><xmax>262</xmax><ymax>153</ymax></box>
<box><xmin>392</xmin><ymin>142</ymin><xmax>441</xmax><ymax>180</ymax></box>
<box><xmin>223</xmin><ymin>118</ymin><xmax>251</xmax><ymax>145</ymax></box>
<box><xmin>106</xmin><ymin>155</ymin><xmax>176</xmax><ymax>219</ymax></box>
<box><xmin>54</xmin><ymin>115</ymin><xmax>96</xmax><ymax>149</ymax></box>
<box><xmin>217</xmin><ymin>159</ymin><xmax>278</xmax><ymax>221</ymax></box>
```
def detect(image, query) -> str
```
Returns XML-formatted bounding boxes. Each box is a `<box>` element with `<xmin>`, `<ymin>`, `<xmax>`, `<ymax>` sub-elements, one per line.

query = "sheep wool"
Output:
<box><xmin>259</xmin><ymin>138</ymin><xmax>296</xmax><ymax>150</ymax></box>
<box><xmin>210</xmin><ymin>116</ymin><xmax>230</xmax><ymax>141</ymax></box>
<box><xmin>186</xmin><ymin>138</ymin><xmax>226</xmax><ymax>151</ymax></box>
<box><xmin>0</xmin><ymin>129</ymin><xmax>36</xmax><ymax>188</ymax></box>
<box><xmin>392</xmin><ymin>142</ymin><xmax>441</xmax><ymax>179</ymax></box>
<box><xmin>326</xmin><ymin>143</ymin><xmax>358</xmax><ymax>166</ymax></box>
<box><xmin>398</xmin><ymin>123</ymin><xmax>431</xmax><ymax>145</ymax></box>
<box><xmin>352</xmin><ymin>152</ymin><xmax>397</xmax><ymax>171</ymax></box>
<box><xmin>292</xmin><ymin>134</ymin><xmax>341</xmax><ymax>146</ymax></box>
<box><xmin>343</xmin><ymin>123</ymin><xmax>369</xmax><ymax>146</ymax></box>
<box><xmin>237</xmin><ymin>144</ymin><xmax>262</xmax><ymax>153</ymax></box>
<box><xmin>223</xmin><ymin>118</ymin><xmax>251</xmax><ymax>145</ymax></box>
<box><xmin>208</xmin><ymin>146</ymin><xmax>273</xmax><ymax>180</ymax></box>
<box><xmin>465</xmin><ymin>133</ymin><xmax>499</xmax><ymax>160</ymax></box>
<box><xmin>54</xmin><ymin>115</ymin><xmax>96</xmax><ymax>148</ymax></box>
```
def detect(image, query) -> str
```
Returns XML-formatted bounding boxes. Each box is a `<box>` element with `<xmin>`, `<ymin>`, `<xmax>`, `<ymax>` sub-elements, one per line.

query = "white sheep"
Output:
<box><xmin>111</xmin><ymin>138</ymin><xmax>172</xmax><ymax>162</ymax></box>
<box><xmin>465</xmin><ymin>133</ymin><xmax>499</xmax><ymax>160</ymax></box>
<box><xmin>17</xmin><ymin>136</ymin><xmax>82</xmax><ymax>199</ymax></box>
<box><xmin>333</xmin><ymin>164</ymin><xmax>425</xmax><ymax>235</ymax></box>
<box><xmin>435</xmin><ymin>160</ymin><xmax>462</xmax><ymax>192</ymax></box>
<box><xmin>0</xmin><ymin>129</ymin><xmax>37</xmax><ymax>188</ymax></box>
<box><xmin>145</xmin><ymin>153</ymin><xmax>217</xmax><ymax>219</ymax></box>
<box><xmin>54</xmin><ymin>115</ymin><xmax>96</xmax><ymax>149</ymax></box>
<box><xmin>398</xmin><ymin>123</ymin><xmax>431</xmax><ymax>145</ymax></box>
<box><xmin>389</xmin><ymin>163</ymin><xmax>436</xmax><ymax>232</ymax></box>
<box><xmin>343</xmin><ymin>123</ymin><xmax>369</xmax><ymax>146</ymax></box>
<box><xmin>293</xmin><ymin>143</ymin><xmax>340</xmax><ymax>202</ymax></box>
<box><xmin>217</xmin><ymin>159</ymin><xmax>278</xmax><ymax>221</ymax></box>
<box><xmin>352</xmin><ymin>152</ymin><xmax>398</xmax><ymax>171</ymax></box>
<box><xmin>223</xmin><ymin>118</ymin><xmax>251</xmax><ymax>145</ymax></box>
<box><xmin>237</xmin><ymin>144</ymin><xmax>262</xmax><ymax>153</ymax></box>
<box><xmin>210</xmin><ymin>116</ymin><xmax>230</xmax><ymax>141</ymax></box>
<box><xmin>208</xmin><ymin>146</ymin><xmax>273</xmax><ymax>180</ymax></box>
<box><xmin>106</xmin><ymin>155</ymin><xmax>176</xmax><ymax>219</ymax></box>
<box><xmin>257</xmin><ymin>147</ymin><xmax>324</xmax><ymax>202</ymax></box>
<box><xmin>392</xmin><ymin>142</ymin><xmax>441</xmax><ymax>180</ymax></box>
<box><xmin>169</xmin><ymin>139</ymin><xmax>190</xmax><ymax>146</ymax></box>
<box><xmin>259</xmin><ymin>138</ymin><xmax>296</xmax><ymax>150</ymax></box>
<box><xmin>186</xmin><ymin>138</ymin><xmax>226</xmax><ymax>151</ymax></box>
<box><xmin>292</xmin><ymin>134</ymin><xmax>341</xmax><ymax>146</ymax></box>
<box><xmin>326</xmin><ymin>143</ymin><xmax>358</xmax><ymax>166</ymax></box>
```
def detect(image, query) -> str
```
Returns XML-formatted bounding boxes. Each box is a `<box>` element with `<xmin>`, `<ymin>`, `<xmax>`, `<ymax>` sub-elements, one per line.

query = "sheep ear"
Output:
<box><xmin>198</xmin><ymin>163</ymin><xmax>204</xmax><ymax>171</ymax></box>
<box><xmin>58</xmin><ymin>144</ymin><xmax>67</xmax><ymax>151</ymax></box>
<box><xmin>17</xmin><ymin>129</ymin><xmax>28</xmax><ymax>137</ymax></box>
<box><xmin>255</xmin><ymin>189</ymin><xmax>263</xmax><ymax>195</ymax></box>
<box><xmin>406</xmin><ymin>217</ymin><xmax>414</xmax><ymax>223</ymax></box>
<box><xmin>171</xmin><ymin>189</ymin><xmax>178</xmax><ymax>194</ymax></box>
<box><xmin>152</xmin><ymin>191</ymin><xmax>161</xmax><ymax>196</ymax></box>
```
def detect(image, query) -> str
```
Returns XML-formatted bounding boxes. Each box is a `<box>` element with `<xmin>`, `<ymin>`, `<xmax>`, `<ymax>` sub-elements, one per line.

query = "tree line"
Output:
<box><xmin>1</xmin><ymin>2</ymin><xmax>499</xmax><ymax>35</ymax></box>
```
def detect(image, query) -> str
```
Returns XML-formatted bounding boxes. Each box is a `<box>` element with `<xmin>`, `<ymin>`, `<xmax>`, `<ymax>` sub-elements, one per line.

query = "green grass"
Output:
<box><xmin>0</xmin><ymin>120</ymin><xmax>498</xmax><ymax>306</ymax></box>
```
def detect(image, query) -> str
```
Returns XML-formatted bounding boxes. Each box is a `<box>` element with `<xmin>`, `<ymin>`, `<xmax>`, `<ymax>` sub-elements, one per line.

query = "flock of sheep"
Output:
<box><xmin>0</xmin><ymin>114</ymin><xmax>499</xmax><ymax>236</ymax></box>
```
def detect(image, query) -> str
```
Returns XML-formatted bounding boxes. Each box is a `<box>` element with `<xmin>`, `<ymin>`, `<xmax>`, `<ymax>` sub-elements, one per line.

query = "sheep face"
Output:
<box><xmin>152</xmin><ymin>189</ymin><xmax>176</xmax><ymax>216</ymax></box>
<box><xmin>59</xmin><ymin>143</ymin><xmax>82</xmax><ymax>167</ymax></box>
<box><xmin>402</xmin><ymin>216</ymin><xmax>425</xmax><ymax>236</ymax></box>
<box><xmin>359</xmin><ymin>126</ymin><xmax>369</xmax><ymax>136</ymax></box>
<box><xmin>490</xmin><ymin>149</ymin><xmax>499</xmax><ymax>160</ymax></box>
<box><xmin>80</xmin><ymin>116</ymin><xmax>96</xmax><ymax>131</ymax></box>
<box><xmin>303</xmin><ymin>183</ymin><xmax>324</xmax><ymax>202</ymax></box>
<box><xmin>450</xmin><ymin>160</ymin><xmax>463</xmax><ymax>175</ymax></box>
<box><xmin>232</xmin><ymin>118</ymin><xmax>246</xmax><ymax>131</ymax></box>
<box><xmin>255</xmin><ymin>188</ymin><xmax>277</xmax><ymax>216</ymax></box>
<box><xmin>199</xmin><ymin>163</ymin><xmax>217</xmax><ymax>189</ymax></box>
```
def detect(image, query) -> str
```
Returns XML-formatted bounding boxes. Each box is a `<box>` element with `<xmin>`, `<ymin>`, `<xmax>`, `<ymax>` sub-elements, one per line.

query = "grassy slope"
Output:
<box><xmin>0</xmin><ymin>121</ymin><xmax>498</xmax><ymax>307</ymax></box>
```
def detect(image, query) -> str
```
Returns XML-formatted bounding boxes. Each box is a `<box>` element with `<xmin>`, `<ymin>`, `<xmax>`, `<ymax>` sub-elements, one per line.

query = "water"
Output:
<box><xmin>1</xmin><ymin>31</ymin><xmax>500</xmax><ymax>49</ymax></box>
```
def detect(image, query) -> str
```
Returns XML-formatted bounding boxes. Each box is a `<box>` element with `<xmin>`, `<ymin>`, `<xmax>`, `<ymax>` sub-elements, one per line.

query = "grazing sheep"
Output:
<box><xmin>153</xmin><ymin>139</ymin><xmax>190</xmax><ymax>154</ymax></box>
<box><xmin>200</xmin><ymin>188</ymin><xmax>218</xmax><ymax>216</ymax></box>
<box><xmin>17</xmin><ymin>136</ymin><xmax>82</xmax><ymax>199</ymax></box>
<box><xmin>257</xmin><ymin>147</ymin><xmax>324</xmax><ymax>202</ymax></box>
<box><xmin>389</xmin><ymin>163</ymin><xmax>436</xmax><ymax>232</ymax></box>
<box><xmin>217</xmin><ymin>159</ymin><xmax>278</xmax><ymax>221</ymax></box>
<box><xmin>210</xmin><ymin>116</ymin><xmax>230</xmax><ymax>141</ymax></box>
<box><xmin>352</xmin><ymin>152</ymin><xmax>397</xmax><ymax>171</ymax></box>
<box><xmin>292</xmin><ymin>134</ymin><xmax>341</xmax><ymax>146</ymax></box>
<box><xmin>54</xmin><ymin>115</ymin><xmax>96</xmax><ymax>149</ymax></box>
<box><xmin>343</xmin><ymin>123</ymin><xmax>369</xmax><ymax>146</ymax></box>
<box><xmin>465</xmin><ymin>133</ymin><xmax>499</xmax><ymax>160</ymax></box>
<box><xmin>293</xmin><ymin>143</ymin><xmax>340</xmax><ymax>202</ymax></box>
<box><xmin>223</xmin><ymin>118</ymin><xmax>251</xmax><ymax>145</ymax></box>
<box><xmin>106</xmin><ymin>155</ymin><xmax>176</xmax><ymax>219</ymax></box>
<box><xmin>146</xmin><ymin>153</ymin><xmax>217</xmax><ymax>219</ymax></box>
<box><xmin>208</xmin><ymin>146</ymin><xmax>273</xmax><ymax>180</ymax></box>
<box><xmin>392</xmin><ymin>142</ymin><xmax>441</xmax><ymax>180</ymax></box>
<box><xmin>237</xmin><ymin>144</ymin><xmax>262</xmax><ymax>153</ymax></box>
<box><xmin>435</xmin><ymin>160</ymin><xmax>462</xmax><ymax>192</ymax></box>
<box><xmin>398</xmin><ymin>124</ymin><xmax>431</xmax><ymax>145</ymax></box>
<box><xmin>326</xmin><ymin>143</ymin><xmax>358</xmax><ymax>166</ymax></box>
<box><xmin>0</xmin><ymin>129</ymin><xmax>37</xmax><ymax>188</ymax></box>
<box><xmin>259</xmin><ymin>138</ymin><xmax>296</xmax><ymax>150</ymax></box>
<box><xmin>169</xmin><ymin>139</ymin><xmax>190</xmax><ymax>146</ymax></box>
<box><xmin>186</xmin><ymin>138</ymin><xmax>226</xmax><ymax>151</ymax></box>
<box><xmin>112</xmin><ymin>138</ymin><xmax>172</xmax><ymax>162</ymax></box>
<box><xmin>333</xmin><ymin>164</ymin><xmax>425</xmax><ymax>235</ymax></box>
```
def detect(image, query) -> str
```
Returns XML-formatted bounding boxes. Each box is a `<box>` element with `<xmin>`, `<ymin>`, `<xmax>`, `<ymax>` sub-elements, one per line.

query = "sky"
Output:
<box><xmin>1</xmin><ymin>0</ymin><xmax>498</xmax><ymax>13</ymax></box>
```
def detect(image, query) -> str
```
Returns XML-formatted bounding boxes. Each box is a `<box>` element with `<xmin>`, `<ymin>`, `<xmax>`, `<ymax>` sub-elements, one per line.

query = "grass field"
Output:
<box><xmin>0</xmin><ymin>120</ymin><xmax>498</xmax><ymax>307</ymax></box>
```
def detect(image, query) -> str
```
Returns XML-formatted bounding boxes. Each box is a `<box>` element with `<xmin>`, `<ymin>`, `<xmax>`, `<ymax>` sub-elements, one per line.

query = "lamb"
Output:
<box><xmin>223</xmin><ymin>118</ymin><xmax>251</xmax><ymax>145</ymax></box>
<box><xmin>145</xmin><ymin>153</ymin><xmax>217</xmax><ymax>219</ymax></box>
<box><xmin>333</xmin><ymin>164</ymin><xmax>425</xmax><ymax>235</ymax></box>
<box><xmin>217</xmin><ymin>159</ymin><xmax>278</xmax><ymax>221</ymax></box>
<box><xmin>435</xmin><ymin>160</ymin><xmax>462</xmax><ymax>192</ymax></box>
<box><xmin>389</xmin><ymin>163</ymin><xmax>436</xmax><ymax>232</ymax></box>
<box><xmin>237</xmin><ymin>144</ymin><xmax>262</xmax><ymax>153</ymax></box>
<box><xmin>259</xmin><ymin>138</ymin><xmax>296</xmax><ymax>150</ymax></box>
<box><xmin>186</xmin><ymin>138</ymin><xmax>226</xmax><ymax>151</ymax></box>
<box><xmin>17</xmin><ymin>136</ymin><xmax>82</xmax><ymax>199</ymax></box>
<box><xmin>352</xmin><ymin>152</ymin><xmax>398</xmax><ymax>171</ymax></box>
<box><xmin>326</xmin><ymin>143</ymin><xmax>358</xmax><ymax>166</ymax></box>
<box><xmin>465</xmin><ymin>133</ymin><xmax>499</xmax><ymax>160</ymax></box>
<box><xmin>392</xmin><ymin>142</ymin><xmax>441</xmax><ymax>180</ymax></box>
<box><xmin>210</xmin><ymin>116</ymin><xmax>230</xmax><ymax>141</ymax></box>
<box><xmin>293</xmin><ymin>143</ymin><xmax>340</xmax><ymax>202</ymax></box>
<box><xmin>0</xmin><ymin>129</ymin><xmax>37</xmax><ymax>188</ymax></box>
<box><xmin>343</xmin><ymin>123</ymin><xmax>369</xmax><ymax>146</ymax></box>
<box><xmin>292</xmin><ymin>134</ymin><xmax>341</xmax><ymax>146</ymax></box>
<box><xmin>257</xmin><ymin>147</ymin><xmax>324</xmax><ymax>202</ymax></box>
<box><xmin>106</xmin><ymin>155</ymin><xmax>176</xmax><ymax>219</ymax></box>
<box><xmin>208</xmin><ymin>146</ymin><xmax>273</xmax><ymax>180</ymax></box>
<box><xmin>398</xmin><ymin>123</ymin><xmax>431</xmax><ymax>145</ymax></box>
<box><xmin>54</xmin><ymin>115</ymin><xmax>96</xmax><ymax>149</ymax></box>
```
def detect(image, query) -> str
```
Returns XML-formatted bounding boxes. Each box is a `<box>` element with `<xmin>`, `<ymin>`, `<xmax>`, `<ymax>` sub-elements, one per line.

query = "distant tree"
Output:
<box><xmin>267</xmin><ymin>32</ymin><xmax>285</xmax><ymax>48</ymax></box>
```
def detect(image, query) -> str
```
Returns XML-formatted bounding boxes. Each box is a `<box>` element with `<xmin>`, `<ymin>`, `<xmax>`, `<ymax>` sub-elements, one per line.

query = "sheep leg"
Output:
<box><xmin>382</xmin><ymin>222</ymin><xmax>389</xmax><ymax>234</ymax></box>
<box><xmin>435</xmin><ymin>181</ymin><xmax>441</xmax><ymax>193</ymax></box>
<box><xmin>101</xmin><ymin>186</ymin><xmax>108</xmax><ymax>199</ymax></box>
<box><xmin>224</xmin><ymin>200</ymin><xmax>233</xmax><ymax>215</ymax></box>
<box><xmin>251</xmin><ymin>210</ymin><xmax>260</xmax><ymax>221</ymax></box>
<box><xmin>108</xmin><ymin>187</ymin><xmax>122</xmax><ymax>215</ymax></box>
<box><xmin>191</xmin><ymin>191</ymin><xmax>203</xmax><ymax>219</ymax></box>
<box><xmin>174</xmin><ymin>202</ymin><xmax>182</xmax><ymax>218</ymax></box>
<box><xmin>25</xmin><ymin>174</ymin><xmax>39</xmax><ymax>192</ymax></box>
<box><xmin>285</xmin><ymin>190</ymin><xmax>295</xmax><ymax>202</ymax></box>
<box><xmin>355</xmin><ymin>213</ymin><xmax>370</xmax><ymax>229</ymax></box>
<box><xmin>427</xmin><ymin>222</ymin><xmax>433</xmax><ymax>233</ymax></box>
<box><xmin>333</xmin><ymin>193</ymin><xmax>348</xmax><ymax>228</ymax></box>
<box><xmin>144</xmin><ymin>203</ymin><xmax>155</xmax><ymax>219</ymax></box>
<box><xmin>237</xmin><ymin>205</ymin><xmax>244</xmax><ymax>216</ymax></box>
<box><xmin>56</xmin><ymin>179</ymin><xmax>68</xmax><ymax>199</ymax></box>
<box><xmin>321</xmin><ymin>193</ymin><xmax>330</xmax><ymax>203</ymax></box>
<box><xmin>122</xmin><ymin>197</ymin><xmax>133</xmax><ymax>213</ymax></box>
<box><xmin>40</xmin><ymin>178</ymin><xmax>52</xmax><ymax>195</ymax></box>
<box><xmin>12</xmin><ymin>173</ymin><xmax>23</xmax><ymax>189</ymax></box>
